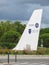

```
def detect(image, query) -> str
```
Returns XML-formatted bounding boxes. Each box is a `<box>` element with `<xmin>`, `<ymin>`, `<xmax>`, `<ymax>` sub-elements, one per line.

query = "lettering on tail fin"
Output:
<box><xmin>13</xmin><ymin>9</ymin><xmax>43</xmax><ymax>51</ymax></box>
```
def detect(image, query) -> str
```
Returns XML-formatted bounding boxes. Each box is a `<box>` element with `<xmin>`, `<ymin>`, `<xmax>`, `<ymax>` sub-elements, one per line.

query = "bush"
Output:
<box><xmin>39</xmin><ymin>33</ymin><xmax>49</xmax><ymax>47</ymax></box>
<box><xmin>45</xmin><ymin>48</ymin><xmax>49</xmax><ymax>55</ymax></box>
<box><xmin>0</xmin><ymin>42</ymin><xmax>16</xmax><ymax>49</ymax></box>
<box><xmin>0</xmin><ymin>47</ymin><xmax>49</xmax><ymax>55</ymax></box>
<box><xmin>37</xmin><ymin>47</ymin><xmax>46</xmax><ymax>55</ymax></box>
<box><xmin>0</xmin><ymin>30</ymin><xmax>21</xmax><ymax>43</ymax></box>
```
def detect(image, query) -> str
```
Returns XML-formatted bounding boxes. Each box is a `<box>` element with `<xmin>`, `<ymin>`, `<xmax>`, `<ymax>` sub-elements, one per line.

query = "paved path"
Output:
<box><xmin>0</xmin><ymin>59</ymin><xmax>49</xmax><ymax>65</ymax></box>
<box><xmin>0</xmin><ymin>55</ymin><xmax>49</xmax><ymax>65</ymax></box>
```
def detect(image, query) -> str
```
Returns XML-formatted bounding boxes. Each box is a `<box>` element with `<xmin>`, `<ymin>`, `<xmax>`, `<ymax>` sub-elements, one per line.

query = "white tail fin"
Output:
<box><xmin>13</xmin><ymin>9</ymin><xmax>43</xmax><ymax>50</ymax></box>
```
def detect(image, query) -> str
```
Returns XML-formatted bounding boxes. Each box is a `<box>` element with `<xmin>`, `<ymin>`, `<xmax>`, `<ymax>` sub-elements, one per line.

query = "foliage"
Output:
<box><xmin>0</xmin><ymin>20</ymin><xmax>49</xmax><ymax>50</ymax></box>
<box><xmin>0</xmin><ymin>20</ymin><xmax>25</xmax><ymax>49</ymax></box>
<box><xmin>38</xmin><ymin>28</ymin><xmax>49</xmax><ymax>47</ymax></box>
<box><xmin>37</xmin><ymin>47</ymin><xmax>46</xmax><ymax>55</ymax></box>
<box><xmin>0</xmin><ymin>42</ymin><xmax>16</xmax><ymax>49</ymax></box>
<box><xmin>40</xmin><ymin>28</ymin><xmax>49</xmax><ymax>35</ymax></box>
<box><xmin>39</xmin><ymin>33</ymin><xmax>49</xmax><ymax>47</ymax></box>
<box><xmin>0</xmin><ymin>30</ymin><xmax>21</xmax><ymax>43</ymax></box>
<box><xmin>0</xmin><ymin>48</ymin><xmax>49</xmax><ymax>55</ymax></box>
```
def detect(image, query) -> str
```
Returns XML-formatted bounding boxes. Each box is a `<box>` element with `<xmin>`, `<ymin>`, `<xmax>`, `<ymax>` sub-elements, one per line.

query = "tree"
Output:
<box><xmin>0</xmin><ymin>30</ymin><xmax>21</xmax><ymax>49</ymax></box>
<box><xmin>13</xmin><ymin>21</ymin><xmax>25</xmax><ymax>34</ymax></box>
<box><xmin>0</xmin><ymin>42</ymin><xmax>16</xmax><ymax>49</ymax></box>
<box><xmin>39</xmin><ymin>33</ymin><xmax>49</xmax><ymax>47</ymax></box>
<box><xmin>0</xmin><ymin>20</ymin><xmax>26</xmax><ymax>49</ymax></box>
<box><xmin>0</xmin><ymin>30</ymin><xmax>21</xmax><ymax>43</ymax></box>
<box><xmin>40</xmin><ymin>28</ymin><xmax>49</xmax><ymax>35</ymax></box>
<box><xmin>44</xmin><ymin>38</ymin><xmax>49</xmax><ymax>47</ymax></box>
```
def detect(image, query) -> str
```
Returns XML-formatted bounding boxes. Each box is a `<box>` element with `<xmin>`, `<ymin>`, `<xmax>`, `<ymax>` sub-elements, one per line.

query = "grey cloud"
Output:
<box><xmin>0</xmin><ymin>0</ymin><xmax>49</xmax><ymax>28</ymax></box>
<box><xmin>0</xmin><ymin>0</ymin><xmax>48</xmax><ymax>6</ymax></box>
<box><xmin>42</xmin><ymin>7</ymin><xmax>49</xmax><ymax>24</ymax></box>
<box><xmin>0</xmin><ymin>4</ymin><xmax>29</xmax><ymax>20</ymax></box>
<box><xmin>14</xmin><ymin>0</ymin><xmax>49</xmax><ymax>6</ymax></box>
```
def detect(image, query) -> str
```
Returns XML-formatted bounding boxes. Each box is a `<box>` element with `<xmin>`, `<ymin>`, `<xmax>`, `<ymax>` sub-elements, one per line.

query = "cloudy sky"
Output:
<box><xmin>0</xmin><ymin>0</ymin><xmax>49</xmax><ymax>28</ymax></box>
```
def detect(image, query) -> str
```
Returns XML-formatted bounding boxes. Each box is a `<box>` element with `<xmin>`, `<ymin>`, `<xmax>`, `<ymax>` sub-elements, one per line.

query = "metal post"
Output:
<box><xmin>8</xmin><ymin>51</ymin><xmax>10</xmax><ymax>64</ymax></box>
<box><xmin>15</xmin><ymin>51</ymin><xmax>17</xmax><ymax>62</ymax></box>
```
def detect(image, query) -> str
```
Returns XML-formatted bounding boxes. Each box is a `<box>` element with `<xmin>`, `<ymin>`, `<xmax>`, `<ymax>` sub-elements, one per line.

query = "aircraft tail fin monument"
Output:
<box><xmin>13</xmin><ymin>9</ymin><xmax>43</xmax><ymax>51</ymax></box>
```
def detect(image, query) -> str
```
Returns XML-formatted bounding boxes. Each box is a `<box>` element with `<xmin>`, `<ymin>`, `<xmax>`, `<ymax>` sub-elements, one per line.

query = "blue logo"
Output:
<box><xmin>28</xmin><ymin>29</ymin><xmax>31</xmax><ymax>34</ymax></box>
<box><xmin>35</xmin><ymin>23</ymin><xmax>39</xmax><ymax>28</ymax></box>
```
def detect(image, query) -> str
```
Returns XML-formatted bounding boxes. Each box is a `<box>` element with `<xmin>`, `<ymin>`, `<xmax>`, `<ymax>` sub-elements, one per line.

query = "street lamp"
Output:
<box><xmin>41</xmin><ymin>39</ymin><xmax>43</xmax><ymax>48</ymax></box>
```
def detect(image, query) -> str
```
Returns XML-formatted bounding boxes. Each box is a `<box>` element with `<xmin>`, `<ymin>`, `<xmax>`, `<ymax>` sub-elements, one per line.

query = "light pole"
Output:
<box><xmin>41</xmin><ymin>39</ymin><xmax>43</xmax><ymax>48</ymax></box>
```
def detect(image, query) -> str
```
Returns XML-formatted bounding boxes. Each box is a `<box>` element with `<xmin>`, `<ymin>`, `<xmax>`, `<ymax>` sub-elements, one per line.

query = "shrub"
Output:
<box><xmin>37</xmin><ymin>47</ymin><xmax>46</xmax><ymax>55</ymax></box>
<box><xmin>0</xmin><ymin>47</ymin><xmax>49</xmax><ymax>55</ymax></box>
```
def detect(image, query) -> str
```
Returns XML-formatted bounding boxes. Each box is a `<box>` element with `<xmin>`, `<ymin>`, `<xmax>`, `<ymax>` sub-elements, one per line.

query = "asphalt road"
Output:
<box><xmin>0</xmin><ymin>59</ymin><xmax>49</xmax><ymax>65</ymax></box>
<box><xmin>0</xmin><ymin>55</ymin><xmax>49</xmax><ymax>65</ymax></box>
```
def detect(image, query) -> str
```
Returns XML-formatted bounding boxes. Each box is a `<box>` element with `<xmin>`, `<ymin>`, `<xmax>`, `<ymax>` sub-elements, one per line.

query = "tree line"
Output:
<box><xmin>0</xmin><ymin>20</ymin><xmax>49</xmax><ymax>49</ymax></box>
<box><xmin>0</xmin><ymin>20</ymin><xmax>25</xmax><ymax>49</ymax></box>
